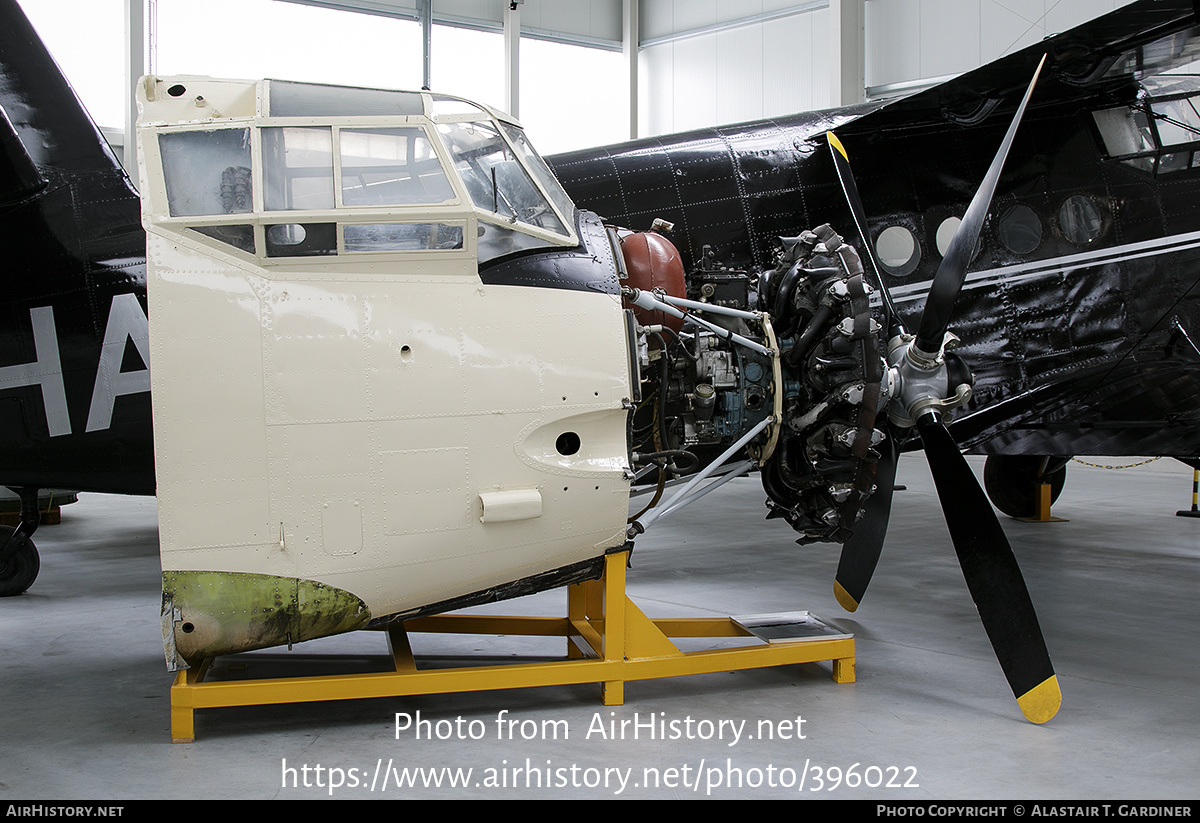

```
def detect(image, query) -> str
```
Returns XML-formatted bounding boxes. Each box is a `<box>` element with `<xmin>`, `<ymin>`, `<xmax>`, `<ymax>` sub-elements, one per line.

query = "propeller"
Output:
<box><xmin>825</xmin><ymin>55</ymin><xmax>1060</xmax><ymax>723</ymax></box>
<box><xmin>833</xmin><ymin>431</ymin><xmax>899</xmax><ymax>613</ymax></box>
<box><xmin>827</xmin><ymin>128</ymin><xmax>908</xmax><ymax>612</ymax></box>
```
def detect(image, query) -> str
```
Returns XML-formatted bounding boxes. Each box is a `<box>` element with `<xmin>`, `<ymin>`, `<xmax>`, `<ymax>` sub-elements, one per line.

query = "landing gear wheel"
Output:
<box><xmin>0</xmin><ymin>526</ymin><xmax>40</xmax><ymax>596</ymax></box>
<box><xmin>983</xmin><ymin>455</ymin><xmax>1067</xmax><ymax>519</ymax></box>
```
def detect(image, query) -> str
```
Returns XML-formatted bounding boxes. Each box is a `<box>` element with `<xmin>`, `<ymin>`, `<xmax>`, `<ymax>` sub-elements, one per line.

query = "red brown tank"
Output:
<box><xmin>620</xmin><ymin>230</ymin><xmax>686</xmax><ymax>333</ymax></box>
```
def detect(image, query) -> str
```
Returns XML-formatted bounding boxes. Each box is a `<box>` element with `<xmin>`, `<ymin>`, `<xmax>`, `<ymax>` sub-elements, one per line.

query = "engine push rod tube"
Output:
<box><xmin>623</xmin><ymin>287</ymin><xmax>773</xmax><ymax>358</ymax></box>
<box><xmin>633</xmin><ymin>415</ymin><xmax>774</xmax><ymax>534</ymax></box>
<box><xmin>654</xmin><ymin>458</ymin><xmax>756</xmax><ymax>521</ymax></box>
<box><xmin>655</xmin><ymin>293</ymin><xmax>761</xmax><ymax>322</ymax></box>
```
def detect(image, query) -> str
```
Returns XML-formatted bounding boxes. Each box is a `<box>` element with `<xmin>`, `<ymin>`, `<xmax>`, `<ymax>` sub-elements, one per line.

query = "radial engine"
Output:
<box><xmin>619</xmin><ymin>223</ymin><xmax>895</xmax><ymax>544</ymax></box>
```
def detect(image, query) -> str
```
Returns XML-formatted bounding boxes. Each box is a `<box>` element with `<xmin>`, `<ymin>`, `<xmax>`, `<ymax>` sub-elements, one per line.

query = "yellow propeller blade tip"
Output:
<box><xmin>1017</xmin><ymin>675</ymin><xmax>1062</xmax><ymax>724</ymax></box>
<box><xmin>833</xmin><ymin>580</ymin><xmax>860</xmax><ymax>612</ymax></box>
<box><xmin>827</xmin><ymin>131</ymin><xmax>848</xmax><ymax>161</ymax></box>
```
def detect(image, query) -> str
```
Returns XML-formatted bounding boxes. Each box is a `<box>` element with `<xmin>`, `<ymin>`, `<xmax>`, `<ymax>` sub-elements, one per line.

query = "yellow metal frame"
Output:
<box><xmin>169</xmin><ymin>549</ymin><xmax>855</xmax><ymax>742</ymax></box>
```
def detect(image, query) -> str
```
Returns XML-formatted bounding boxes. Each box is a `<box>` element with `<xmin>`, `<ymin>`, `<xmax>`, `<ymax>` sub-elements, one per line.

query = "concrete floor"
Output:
<box><xmin>2</xmin><ymin>454</ymin><xmax>1198</xmax><ymax>800</ymax></box>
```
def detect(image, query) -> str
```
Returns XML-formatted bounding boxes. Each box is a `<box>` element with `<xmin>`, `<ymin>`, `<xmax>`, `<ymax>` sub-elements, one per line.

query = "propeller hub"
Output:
<box><xmin>886</xmin><ymin>333</ymin><xmax>974</xmax><ymax>428</ymax></box>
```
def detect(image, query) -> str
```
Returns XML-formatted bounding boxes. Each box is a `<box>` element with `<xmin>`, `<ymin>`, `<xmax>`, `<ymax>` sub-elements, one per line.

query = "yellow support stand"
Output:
<box><xmin>1017</xmin><ymin>482</ymin><xmax>1068</xmax><ymax>522</ymax></box>
<box><xmin>169</xmin><ymin>549</ymin><xmax>855</xmax><ymax>742</ymax></box>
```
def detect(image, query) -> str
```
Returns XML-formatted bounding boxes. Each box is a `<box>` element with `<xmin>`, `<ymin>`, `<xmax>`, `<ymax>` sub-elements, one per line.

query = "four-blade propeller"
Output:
<box><xmin>825</xmin><ymin>55</ymin><xmax>1061</xmax><ymax>724</ymax></box>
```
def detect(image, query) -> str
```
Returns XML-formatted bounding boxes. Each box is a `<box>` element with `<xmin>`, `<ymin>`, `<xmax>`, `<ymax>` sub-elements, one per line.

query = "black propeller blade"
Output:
<box><xmin>823</xmin><ymin>55</ymin><xmax>1061</xmax><ymax>723</ymax></box>
<box><xmin>917</xmin><ymin>417</ymin><xmax>1060</xmax><ymax>723</ymax></box>
<box><xmin>914</xmin><ymin>54</ymin><xmax>1046</xmax><ymax>356</ymax></box>
<box><xmin>826</xmin><ymin>131</ymin><xmax>904</xmax><ymax>339</ymax></box>
<box><xmin>833</xmin><ymin>432</ymin><xmax>899</xmax><ymax>613</ymax></box>
<box><xmin>827</xmin><ymin>130</ymin><xmax>909</xmax><ymax>609</ymax></box>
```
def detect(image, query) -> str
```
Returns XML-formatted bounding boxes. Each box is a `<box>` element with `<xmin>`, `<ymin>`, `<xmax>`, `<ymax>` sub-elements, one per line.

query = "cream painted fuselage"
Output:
<box><xmin>137</xmin><ymin>77</ymin><xmax>633</xmax><ymax>669</ymax></box>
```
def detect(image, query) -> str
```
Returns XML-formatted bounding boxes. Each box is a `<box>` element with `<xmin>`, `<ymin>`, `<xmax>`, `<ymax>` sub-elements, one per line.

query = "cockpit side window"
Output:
<box><xmin>499</xmin><ymin>122</ymin><xmax>575</xmax><ymax>226</ymax></box>
<box><xmin>1150</xmin><ymin>96</ymin><xmax>1200</xmax><ymax>145</ymax></box>
<box><xmin>1093</xmin><ymin>92</ymin><xmax>1200</xmax><ymax>174</ymax></box>
<box><xmin>263</xmin><ymin>126</ymin><xmax>335</xmax><ymax>211</ymax></box>
<box><xmin>437</xmin><ymin>121</ymin><xmax>568</xmax><ymax>237</ymax></box>
<box><xmin>339</xmin><ymin>128</ymin><xmax>455</xmax><ymax>207</ymax></box>
<box><xmin>160</xmin><ymin>128</ymin><xmax>252</xmax><ymax>217</ymax></box>
<box><xmin>1093</xmin><ymin>106</ymin><xmax>1155</xmax><ymax>159</ymax></box>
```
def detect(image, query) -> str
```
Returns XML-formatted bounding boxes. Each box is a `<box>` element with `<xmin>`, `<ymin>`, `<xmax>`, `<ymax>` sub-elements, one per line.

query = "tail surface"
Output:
<box><xmin>0</xmin><ymin>0</ymin><xmax>152</xmax><ymax>495</ymax></box>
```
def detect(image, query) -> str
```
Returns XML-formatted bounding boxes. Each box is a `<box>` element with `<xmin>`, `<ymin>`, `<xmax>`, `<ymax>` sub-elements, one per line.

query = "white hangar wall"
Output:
<box><xmin>13</xmin><ymin>0</ymin><xmax>1129</xmax><ymax>157</ymax></box>
<box><xmin>639</xmin><ymin>0</ymin><xmax>1123</xmax><ymax>138</ymax></box>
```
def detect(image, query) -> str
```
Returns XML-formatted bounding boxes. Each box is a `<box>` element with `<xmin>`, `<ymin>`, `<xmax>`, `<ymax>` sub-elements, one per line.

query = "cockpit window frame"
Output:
<box><xmin>143</xmin><ymin>77</ymin><xmax>581</xmax><ymax>264</ymax></box>
<box><xmin>1092</xmin><ymin>88</ymin><xmax>1200</xmax><ymax>176</ymax></box>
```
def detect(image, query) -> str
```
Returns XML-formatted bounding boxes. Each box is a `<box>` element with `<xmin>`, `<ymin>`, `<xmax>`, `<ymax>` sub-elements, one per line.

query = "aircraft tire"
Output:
<box><xmin>0</xmin><ymin>527</ymin><xmax>39</xmax><ymax>596</ymax></box>
<box><xmin>983</xmin><ymin>455</ymin><xmax>1067</xmax><ymax>519</ymax></box>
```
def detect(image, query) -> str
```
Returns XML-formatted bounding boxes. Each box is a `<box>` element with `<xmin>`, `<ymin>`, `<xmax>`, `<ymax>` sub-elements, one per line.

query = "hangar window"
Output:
<box><xmin>875</xmin><ymin>225</ymin><xmax>921</xmax><ymax>277</ymax></box>
<box><xmin>997</xmin><ymin>204</ymin><xmax>1042</xmax><ymax>255</ymax></box>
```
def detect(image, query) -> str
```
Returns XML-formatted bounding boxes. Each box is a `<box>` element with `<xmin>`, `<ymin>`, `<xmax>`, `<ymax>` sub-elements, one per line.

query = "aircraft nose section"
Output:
<box><xmin>160</xmin><ymin>571</ymin><xmax>371</xmax><ymax>670</ymax></box>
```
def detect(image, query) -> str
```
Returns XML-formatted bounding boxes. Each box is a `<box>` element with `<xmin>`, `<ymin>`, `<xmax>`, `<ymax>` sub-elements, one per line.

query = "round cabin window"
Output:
<box><xmin>997</xmin><ymin>204</ymin><xmax>1043</xmax><ymax>255</ymax></box>
<box><xmin>875</xmin><ymin>225</ymin><xmax>921</xmax><ymax>277</ymax></box>
<box><xmin>1058</xmin><ymin>195</ymin><xmax>1103</xmax><ymax>245</ymax></box>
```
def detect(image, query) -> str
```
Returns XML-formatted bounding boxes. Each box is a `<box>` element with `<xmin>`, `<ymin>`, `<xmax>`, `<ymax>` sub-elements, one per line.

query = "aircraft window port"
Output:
<box><xmin>193</xmin><ymin>225</ymin><xmax>255</xmax><ymax>254</ymax></box>
<box><xmin>997</xmin><ymin>204</ymin><xmax>1043</xmax><ymax>255</ymax></box>
<box><xmin>265</xmin><ymin>223</ymin><xmax>336</xmax><ymax>257</ymax></box>
<box><xmin>429</xmin><ymin>94</ymin><xmax>487</xmax><ymax>118</ymax></box>
<box><xmin>159</xmin><ymin>128</ymin><xmax>252</xmax><ymax>217</ymax></box>
<box><xmin>1058</xmin><ymin>195</ymin><xmax>1104</xmax><ymax>245</ymax></box>
<box><xmin>935</xmin><ymin>216</ymin><xmax>960</xmax><ymax>257</ymax></box>
<box><xmin>339</xmin><ymin>128</ymin><xmax>455</xmax><ymax>207</ymax></box>
<box><xmin>874</xmin><ymin>225</ymin><xmax>921</xmax><ymax>276</ymax></box>
<box><xmin>438</xmin><ymin>121</ymin><xmax>569</xmax><ymax>237</ymax></box>
<box><xmin>343</xmin><ymin>223</ymin><xmax>463</xmax><ymax>252</ymax></box>
<box><xmin>263</xmin><ymin>126</ymin><xmax>335</xmax><ymax>211</ymax></box>
<box><xmin>1093</xmin><ymin>106</ymin><xmax>1156</xmax><ymax>158</ymax></box>
<box><xmin>150</xmin><ymin>87</ymin><xmax>576</xmax><ymax>266</ymax></box>
<box><xmin>934</xmin><ymin>216</ymin><xmax>983</xmax><ymax>260</ymax></box>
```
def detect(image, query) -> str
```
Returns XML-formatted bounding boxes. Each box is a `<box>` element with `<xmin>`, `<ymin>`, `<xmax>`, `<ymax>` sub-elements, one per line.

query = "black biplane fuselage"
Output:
<box><xmin>549</xmin><ymin>4</ymin><xmax>1200</xmax><ymax>468</ymax></box>
<box><xmin>0</xmin><ymin>0</ymin><xmax>151</xmax><ymax>497</ymax></box>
